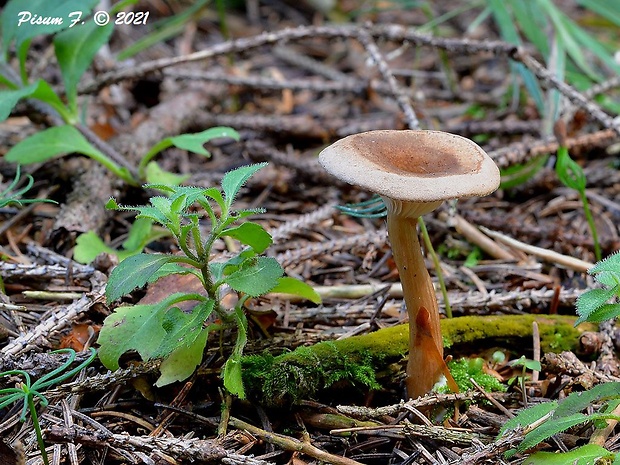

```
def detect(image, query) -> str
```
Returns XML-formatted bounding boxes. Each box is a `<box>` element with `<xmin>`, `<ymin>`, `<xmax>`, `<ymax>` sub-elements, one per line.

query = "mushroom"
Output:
<box><xmin>319</xmin><ymin>130</ymin><xmax>500</xmax><ymax>398</ymax></box>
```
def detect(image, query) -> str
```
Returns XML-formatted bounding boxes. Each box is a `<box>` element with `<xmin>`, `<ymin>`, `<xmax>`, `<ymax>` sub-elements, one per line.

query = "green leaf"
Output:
<box><xmin>98</xmin><ymin>295</ymin><xmax>180</xmax><ymax>370</ymax></box>
<box><xmin>168</xmin><ymin>127</ymin><xmax>239</xmax><ymax>156</ymax></box>
<box><xmin>98</xmin><ymin>293</ymin><xmax>202</xmax><ymax>370</ymax></box>
<box><xmin>144</xmin><ymin>161</ymin><xmax>189</xmax><ymax>186</ymax></box>
<box><xmin>122</xmin><ymin>218</ymin><xmax>156</xmax><ymax>251</ymax></box>
<box><xmin>521</xmin><ymin>412</ymin><xmax>620</xmax><ymax>451</ymax></box>
<box><xmin>54</xmin><ymin>18</ymin><xmax>114</xmax><ymax>111</ymax></box>
<box><xmin>577</xmin><ymin>303</ymin><xmax>620</xmax><ymax>324</ymax></box>
<box><xmin>221</xmin><ymin>223</ymin><xmax>272</xmax><ymax>254</ymax></box>
<box><xmin>223</xmin><ymin>355</ymin><xmax>245</xmax><ymax>398</ymax></box>
<box><xmin>4</xmin><ymin>125</ymin><xmax>105</xmax><ymax>164</ymax></box>
<box><xmin>74</xmin><ymin>219</ymin><xmax>169</xmax><ymax>264</ymax></box>
<box><xmin>553</xmin><ymin>383</ymin><xmax>620</xmax><ymax>418</ymax></box>
<box><xmin>590</xmin><ymin>251</ymin><xmax>620</xmax><ymax>275</ymax></box>
<box><xmin>509</xmin><ymin>355</ymin><xmax>541</xmax><ymax>371</ymax></box>
<box><xmin>221</xmin><ymin>162</ymin><xmax>268</xmax><ymax>207</ymax></box>
<box><xmin>156</xmin><ymin>326</ymin><xmax>209</xmax><ymax>386</ymax></box>
<box><xmin>30</xmin><ymin>79</ymin><xmax>70</xmax><ymax>117</ymax></box>
<box><xmin>576</xmin><ymin>287</ymin><xmax>620</xmax><ymax>323</ymax></box>
<box><xmin>578</xmin><ymin>0</ymin><xmax>620</xmax><ymax>27</ymax></box>
<box><xmin>73</xmin><ymin>231</ymin><xmax>116</xmax><ymax>264</ymax></box>
<box><xmin>509</xmin><ymin>1</ymin><xmax>549</xmax><ymax>58</ymax></box>
<box><xmin>223</xmin><ymin>256</ymin><xmax>283</xmax><ymax>297</ymax></box>
<box><xmin>500</xmin><ymin>155</ymin><xmax>549</xmax><ymax>190</ymax></box>
<box><xmin>556</xmin><ymin>146</ymin><xmax>586</xmax><ymax>191</ymax></box>
<box><xmin>500</xmin><ymin>400</ymin><xmax>558</xmax><ymax>435</ymax></box>
<box><xmin>1</xmin><ymin>0</ymin><xmax>98</xmax><ymax>58</ymax></box>
<box><xmin>148</xmin><ymin>263</ymin><xmax>203</xmax><ymax>286</ymax></box>
<box><xmin>269</xmin><ymin>277</ymin><xmax>322</xmax><ymax>304</ymax></box>
<box><xmin>523</xmin><ymin>444</ymin><xmax>615</xmax><ymax>465</ymax></box>
<box><xmin>595</xmin><ymin>271</ymin><xmax>620</xmax><ymax>288</ymax></box>
<box><xmin>155</xmin><ymin>300</ymin><xmax>213</xmax><ymax>357</ymax></box>
<box><xmin>0</xmin><ymin>81</ymin><xmax>39</xmax><ymax>121</ymax></box>
<box><xmin>106</xmin><ymin>253</ymin><xmax>174</xmax><ymax>302</ymax></box>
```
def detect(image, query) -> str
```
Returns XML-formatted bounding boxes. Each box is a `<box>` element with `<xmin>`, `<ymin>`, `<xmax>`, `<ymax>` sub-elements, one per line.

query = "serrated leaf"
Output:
<box><xmin>576</xmin><ymin>287</ymin><xmax>619</xmax><ymax>321</ymax></box>
<box><xmin>224</xmin><ymin>256</ymin><xmax>283</xmax><ymax>297</ymax></box>
<box><xmin>221</xmin><ymin>162</ymin><xmax>268</xmax><ymax>207</ymax></box>
<box><xmin>590</xmin><ymin>252</ymin><xmax>620</xmax><ymax>274</ymax></box>
<box><xmin>168</xmin><ymin>127</ymin><xmax>239</xmax><ymax>156</ymax></box>
<box><xmin>596</xmin><ymin>271</ymin><xmax>620</xmax><ymax>288</ymax></box>
<box><xmin>577</xmin><ymin>303</ymin><xmax>620</xmax><ymax>324</ymax></box>
<box><xmin>54</xmin><ymin>20</ymin><xmax>114</xmax><ymax>110</ymax></box>
<box><xmin>98</xmin><ymin>293</ymin><xmax>186</xmax><ymax>370</ymax></box>
<box><xmin>144</xmin><ymin>161</ymin><xmax>189</xmax><ymax>186</ymax></box>
<box><xmin>5</xmin><ymin>125</ymin><xmax>105</xmax><ymax>164</ymax></box>
<box><xmin>269</xmin><ymin>277</ymin><xmax>322</xmax><ymax>304</ymax></box>
<box><xmin>521</xmin><ymin>412</ymin><xmax>620</xmax><ymax>451</ymax></box>
<box><xmin>221</xmin><ymin>223</ymin><xmax>272</xmax><ymax>253</ymax></box>
<box><xmin>553</xmin><ymin>383</ymin><xmax>620</xmax><ymax>418</ymax></box>
<box><xmin>106</xmin><ymin>254</ymin><xmax>174</xmax><ymax>302</ymax></box>
<box><xmin>500</xmin><ymin>401</ymin><xmax>558</xmax><ymax>435</ymax></box>
<box><xmin>523</xmin><ymin>444</ymin><xmax>615</xmax><ymax>465</ymax></box>
<box><xmin>134</xmin><ymin>206</ymin><xmax>169</xmax><ymax>224</ymax></box>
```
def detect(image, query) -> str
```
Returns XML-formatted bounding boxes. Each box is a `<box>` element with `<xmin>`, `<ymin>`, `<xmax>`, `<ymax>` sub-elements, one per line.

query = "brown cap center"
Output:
<box><xmin>350</xmin><ymin>132</ymin><xmax>482</xmax><ymax>177</ymax></box>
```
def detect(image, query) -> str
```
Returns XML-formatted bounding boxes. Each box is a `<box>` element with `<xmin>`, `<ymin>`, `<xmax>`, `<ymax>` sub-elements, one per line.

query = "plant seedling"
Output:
<box><xmin>0</xmin><ymin>348</ymin><xmax>96</xmax><ymax>465</ymax></box>
<box><xmin>97</xmin><ymin>163</ymin><xmax>321</xmax><ymax>397</ymax></box>
<box><xmin>0</xmin><ymin>165</ymin><xmax>56</xmax><ymax>208</ymax></box>
<box><xmin>508</xmin><ymin>355</ymin><xmax>541</xmax><ymax>406</ymax></box>
<box><xmin>555</xmin><ymin>145</ymin><xmax>601</xmax><ymax>261</ymax></box>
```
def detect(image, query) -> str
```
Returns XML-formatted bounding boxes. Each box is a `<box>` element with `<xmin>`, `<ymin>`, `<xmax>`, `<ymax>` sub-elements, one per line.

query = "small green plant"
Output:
<box><xmin>1</xmin><ymin>0</ymin><xmax>230</xmax><ymax>186</ymax></box>
<box><xmin>97</xmin><ymin>163</ymin><xmax>321</xmax><ymax>397</ymax></box>
<box><xmin>499</xmin><ymin>382</ymin><xmax>620</xmax><ymax>462</ymax></box>
<box><xmin>0</xmin><ymin>348</ymin><xmax>96</xmax><ymax>465</ymax></box>
<box><xmin>508</xmin><ymin>355</ymin><xmax>541</xmax><ymax>406</ymax></box>
<box><xmin>555</xmin><ymin>145</ymin><xmax>601</xmax><ymax>261</ymax></box>
<box><xmin>575</xmin><ymin>251</ymin><xmax>620</xmax><ymax>324</ymax></box>
<box><xmin>0</xmin><ymin>165</ymin><xmax>56</xmax><ymax>208</ymax></box>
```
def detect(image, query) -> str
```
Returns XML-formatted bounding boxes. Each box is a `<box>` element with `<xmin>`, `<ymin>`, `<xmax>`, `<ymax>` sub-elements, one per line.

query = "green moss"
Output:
<box><xmin>443</xmin><ymin>357</ymin><xmax>506</xmax><ymax>394</ymax></box>
<box><xmin>242</xmin><ymin>315</ymin><xmax>593</xmax><ymax>406</ymax></box>
<box><xmin>440</xmin><ymin>314</ymin><xmax>591</xmax><ymax>353</ymax></box>
<box><xmin>242</xmin><ymin>342</ymin><xmax>385</xmax><ymax>406</ymax></box>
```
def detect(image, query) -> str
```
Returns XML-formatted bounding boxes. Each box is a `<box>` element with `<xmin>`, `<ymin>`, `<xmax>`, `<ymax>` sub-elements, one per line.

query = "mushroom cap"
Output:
<box><xmin>319</xmin><ymin>130</ymin><xmax>500</xmax><ymax>202</ymax></box>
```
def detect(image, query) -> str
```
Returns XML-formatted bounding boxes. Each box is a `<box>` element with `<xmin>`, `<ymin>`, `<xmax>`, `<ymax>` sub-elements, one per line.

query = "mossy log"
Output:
<box><xmin>241</xmin><ymin>314</ymin><xmax>594</xmax><ymax>406</ymax></box>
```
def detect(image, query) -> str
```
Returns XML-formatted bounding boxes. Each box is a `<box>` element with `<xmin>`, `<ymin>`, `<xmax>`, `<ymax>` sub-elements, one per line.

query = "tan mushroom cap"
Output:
<box><xmin>319</xmin><ymin>130</ymin><xmax>500</xmax><ymax>203</ymax></box>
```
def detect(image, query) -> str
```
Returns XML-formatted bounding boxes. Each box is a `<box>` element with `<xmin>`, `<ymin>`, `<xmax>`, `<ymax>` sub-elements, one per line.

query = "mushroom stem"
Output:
<box><xmin>387</xmin><ymin>213</ymin><xmax>445</xmax><ymax>398</ymax></box>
